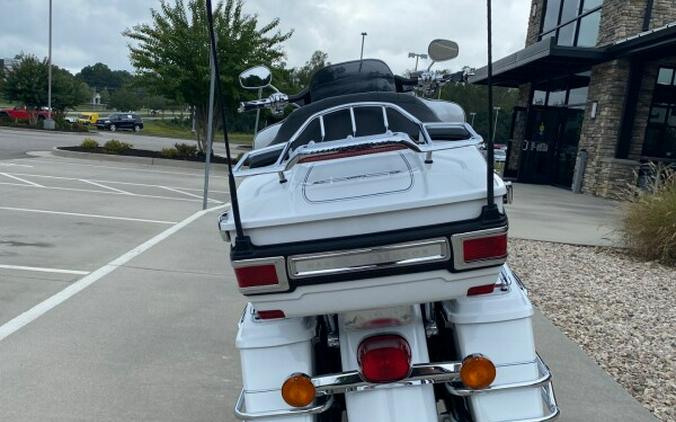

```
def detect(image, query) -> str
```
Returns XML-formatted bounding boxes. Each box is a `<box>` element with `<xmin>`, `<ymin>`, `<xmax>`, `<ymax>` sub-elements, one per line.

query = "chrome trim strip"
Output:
<box><xmin>233</xmin><ymin>389</ymin><xmax>334</xmax><ymax>421</ymax></box>
<box><xmin>287</xmin><ymin>238</ymin><xmax>450</xmax><ymax>280</ymax></box>
<box><xmin>451</xmin><ymin>226</ymin><xmax>508</xmax><ymax>270</ymax></box>
<box><xmin>231</xmin><ymin>256</ymin><xmax>289</xmax><ymax>294</ymax></box>
<box><xmin>312</xmin><ymin>361</ymin><xmax>463</xmax><ymax>395</ymax></box>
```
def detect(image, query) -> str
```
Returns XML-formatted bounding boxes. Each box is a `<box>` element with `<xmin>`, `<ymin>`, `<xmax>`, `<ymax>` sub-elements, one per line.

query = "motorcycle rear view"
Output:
<box><xmin>203</xmin><ymin>0</ymin><xmax>560</xmax><ymax>420</ymax></box>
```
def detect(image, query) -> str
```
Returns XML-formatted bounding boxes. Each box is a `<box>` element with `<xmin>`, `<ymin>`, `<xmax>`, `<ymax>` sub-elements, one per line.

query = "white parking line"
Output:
<box><xmin>79</xmin><ymin>179</ymin><xmax>133</xmax><ymax>195</ymax></box>
<box><xmin>0</xmin><ymin>182</ymin><xmax>211</xmax><ymax>203</ymax></box>
<box><xmin>0</xmin><ymin>264</ymin><xmax>89</xmax><ymax>276</ymax></box>
<box><xmin>0</xmin><ymin>203</ymin><xmax>229</xmax><ymax>342</ymax></box>
<box><xmin>0</xmin><ymin>172</ymin><xmax>44</xmax><ymax>187</ymax></box>
<box><xmin>0</xmin><ymin>163</ymin><xmax>33</xmax><ymax>168</ymax></box>
<box><xmin>0</xmin><ymin>206</ymin><xmax>178</xmax><ymax>225</ymax></box>
<box><xmin>158</xmin><ymin>185</ymin><xmax>220</xmax><ymax>203</ymax></box>
<box><xmin>5</xmin><ymin>171</ymin><xmax>229</xmax><ymax>194</ymax></box>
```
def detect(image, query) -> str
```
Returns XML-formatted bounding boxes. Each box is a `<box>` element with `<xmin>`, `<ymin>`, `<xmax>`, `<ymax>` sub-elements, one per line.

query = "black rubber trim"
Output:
<box><xmin>230</xmin><ymin>213</ymin><xmax>508</xmax><ymax>296</ymax></box>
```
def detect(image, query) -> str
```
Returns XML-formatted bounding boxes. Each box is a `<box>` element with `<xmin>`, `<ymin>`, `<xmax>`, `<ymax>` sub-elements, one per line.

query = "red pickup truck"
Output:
<box><xmin>0</xmin><ymin>107</ymin><xmax>51</xmax><ymax>121</ymax></box>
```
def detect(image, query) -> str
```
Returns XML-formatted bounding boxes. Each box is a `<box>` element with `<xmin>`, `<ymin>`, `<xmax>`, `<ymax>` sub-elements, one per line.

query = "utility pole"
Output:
<box><xmin>408</xmin><ymin>52</ymin><xmax>428</xmax><ymax>72</ymax></box>
<box><xmin>45</xmin><ymin>0</ymin><xmax>55</xmax><ymax>130</ymax></box>
<box><xmin>360</xmin><ymin>32</ymin><xmax>368</xmax><ymax>60</ymax></box>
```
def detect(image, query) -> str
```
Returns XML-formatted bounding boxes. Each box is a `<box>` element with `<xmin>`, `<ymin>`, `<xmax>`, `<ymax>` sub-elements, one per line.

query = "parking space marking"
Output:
<box><xmin>158</xmin><ymin>185</ymin><xmax>220</xmax><ymax>203</ymax></box>
<box><xmin>0</xmin><ymin>264</ymin><xmax>89</xmax><ymax>276</ymax></box>
<box><xmin>0</xmin><ymin>206</ymin><xmax>179</xmax><ymax>225</ymax></box>
<box><xmin>0</xmin><ymin>162</ymin><xmax>33</xmax><ymax>168</ymax></box>
<box><xmin>0</xmin><ymin>172</ymin><xmax>45</xmax><ymax>187</ymax></box>
<box><xmin>0</xmin><ymin>203</ymin><xmax>228</xmax><ymax>342</ymax></box>
<box><xmin>79</xmin><ymin>179</ymin><xmax>133</xmax><ymax>195</ymax></box>
<box><xmin>0</xmin><ymin>171</ymin><xmax>226</xmax><ymax>203</ymax></box>
<box><xmin>0</xmin><ymin>181</ymin><xmax>212</xmax><ymax>203</ymax></box>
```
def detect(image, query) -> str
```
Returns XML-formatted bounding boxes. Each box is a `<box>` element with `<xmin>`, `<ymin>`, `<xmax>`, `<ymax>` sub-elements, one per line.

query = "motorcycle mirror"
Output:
<box><xmin>239</xmin><ymin>65</ymin><xmax>272</xmax><ymax>90</ymax></box>
<box><xmin>427</xmin><ymin>39</ymin><xmax>459</xmax><ymax>62</ymax></box>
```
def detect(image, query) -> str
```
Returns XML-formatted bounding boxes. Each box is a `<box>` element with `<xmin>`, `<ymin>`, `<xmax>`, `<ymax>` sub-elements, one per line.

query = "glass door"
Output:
<box><xmin>519</xmin><ymin>107</ymin><xmax>559</xmax><ymax>184</ymax></box>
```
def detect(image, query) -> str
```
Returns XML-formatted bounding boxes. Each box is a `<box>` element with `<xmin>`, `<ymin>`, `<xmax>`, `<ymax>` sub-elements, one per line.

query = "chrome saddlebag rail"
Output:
<box><xmin>232</xmin><ymin>354</ymin><xmax>559</xmax><ymax>421</ymax></box>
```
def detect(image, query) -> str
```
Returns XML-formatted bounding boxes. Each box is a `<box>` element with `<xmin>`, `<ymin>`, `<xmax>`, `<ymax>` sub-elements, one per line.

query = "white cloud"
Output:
<box><xmin>0</xmin><ymin>0</ymin><xmax>530</xmax><ymax>75</ymax></box>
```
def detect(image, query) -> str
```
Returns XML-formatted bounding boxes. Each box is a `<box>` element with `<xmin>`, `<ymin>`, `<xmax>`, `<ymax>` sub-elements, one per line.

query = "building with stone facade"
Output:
<box><xmin>471</xmin><ymin>0</ymin><xmax>676</xmax><ymax>198</ymax></box>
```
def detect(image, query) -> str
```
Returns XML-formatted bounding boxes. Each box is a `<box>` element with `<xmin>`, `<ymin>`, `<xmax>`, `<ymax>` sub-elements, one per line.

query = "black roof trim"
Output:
<box><xmin>470</xmin><ymin>22</ymin><xmax>676</xmax><ymax>87</ymax></box>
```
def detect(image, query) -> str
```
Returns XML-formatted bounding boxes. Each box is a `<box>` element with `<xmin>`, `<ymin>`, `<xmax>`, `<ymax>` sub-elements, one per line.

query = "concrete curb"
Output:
<box><xmin>45</xmin><ymin>147</ymin><xmax>229</xmax><ymax>170</ymax></box>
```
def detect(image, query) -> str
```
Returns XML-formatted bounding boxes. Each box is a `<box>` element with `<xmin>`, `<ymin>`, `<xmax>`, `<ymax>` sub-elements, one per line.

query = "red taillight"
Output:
<box><xmin>256</xmin><ymin>310</ymin><xmax>286</xmax><ymax>320</ymax></box>
<box><xmin>234</xmin><ymin>264</ymin><xmax>279</xmax><ymax>288</ymax></box>
<box><xmin>298</xmin><ymin>144</ymin><xmax>407</xmax><ymax>164</ymax></box>
<box><xmin>463</xmin><ymin>233</ymin><xmax>507</xmax><ymax>262</ymax></box>
<box><xmin>358</xmin><ymin>335</ymin><xmax>411</xmax><ymax>383</ymax></box>
<box><xmin>467</xmin><ymin>284</ymin><xmax>496</xmax><ymax>296</ymax></box>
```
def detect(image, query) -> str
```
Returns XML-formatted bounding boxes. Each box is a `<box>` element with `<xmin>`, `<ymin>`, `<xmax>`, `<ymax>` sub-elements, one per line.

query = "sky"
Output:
<box><xmin>0</xmin><ymin>0</ymin><xmax>531</xmax><ymax>76</ymax></box>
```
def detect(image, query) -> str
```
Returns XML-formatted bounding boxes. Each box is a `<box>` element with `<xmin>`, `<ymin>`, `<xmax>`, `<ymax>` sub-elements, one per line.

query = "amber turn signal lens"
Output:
<box><xmin>460</xmin><ymin>354</ymin><xmax>496</xmax><ymax>390</ymax></box>
<box><xmin>281</xmin><ymin>373</ymin><xmax>316</xmax><ymax>408</ymax></box>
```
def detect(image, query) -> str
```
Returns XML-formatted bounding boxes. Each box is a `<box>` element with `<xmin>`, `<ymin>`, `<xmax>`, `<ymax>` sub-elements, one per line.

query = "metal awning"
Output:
<box><xmin>471</xmin><ymin>22</ymin><xmax>676</xmax><ymax>88</ymax></box>
<box><xmin>470</xmin><ymin>37</ymin><xmax>606</xmax><ymax>87</ymax></box>
<box><xmin>608</xmin><ymin>22</ymin><xmax>676</xmax><ymax>58</ymax></box>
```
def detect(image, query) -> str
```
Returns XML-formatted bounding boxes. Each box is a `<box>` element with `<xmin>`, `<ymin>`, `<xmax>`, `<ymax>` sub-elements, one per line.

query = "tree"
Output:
<box><xmin>108</xmin><ymin>86</ymin><xmax>142</xmax><ymax>111</ymax></box>
<box><xmin>76</xmin><ymin>63</ymin><xmax>131</xmax><ymax>91</ymax></box>
<box><xmin>293</xmin><ymin>50</ymin><xmax>329</xmax><ymax>89</ymax></box>
<box><xmin>124</xmin><ymin>0</ymin><xmax>292</xmax><ymax>151</ymax></box>
<box><xmin>1</xmin><ymin>54</ymin><xmax>89</xmax><ymax>115</ymax></box>
<box><xmin>439</xmin><ymin>81</ymin><xmax>518</xmax><ymax>142</ymax></box>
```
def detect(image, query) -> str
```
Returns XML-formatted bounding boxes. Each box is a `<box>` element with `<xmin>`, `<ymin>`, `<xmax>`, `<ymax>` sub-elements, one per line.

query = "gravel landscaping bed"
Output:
<box><xmin>508</xmin><ymin>239</ymin><xmax>675</xmax><ymax>422</ymax></box>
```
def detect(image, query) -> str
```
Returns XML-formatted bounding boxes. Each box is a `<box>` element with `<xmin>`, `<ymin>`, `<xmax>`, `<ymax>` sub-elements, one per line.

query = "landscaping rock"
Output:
<box><xmin>509</xmin><ymin>239</ymin><xmax>675</xmax><ymax>422</ymax></box>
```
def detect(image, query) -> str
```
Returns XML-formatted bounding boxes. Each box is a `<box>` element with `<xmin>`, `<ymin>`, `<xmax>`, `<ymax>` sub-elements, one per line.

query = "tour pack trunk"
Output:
<box><xmin>220</xmin><ymin>145</ymin><xmax>509</xmax><ymax>318</ymax></box>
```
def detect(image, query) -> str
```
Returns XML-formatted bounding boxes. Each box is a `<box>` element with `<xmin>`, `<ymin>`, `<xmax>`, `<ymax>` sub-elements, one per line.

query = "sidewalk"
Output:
<box><xmin>506</xmin><ymin>183</ymin><xmax>624</xmax><ymax>247</ymax></box>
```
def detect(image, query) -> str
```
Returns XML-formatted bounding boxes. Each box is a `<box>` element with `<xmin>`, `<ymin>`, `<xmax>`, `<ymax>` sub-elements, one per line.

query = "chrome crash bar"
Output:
<box><xmin>233</xmin><ymin>101</ymin><xmax>483</xmax><ymax>180</ymax></box>
<box><xmin>234</xmin><ymin>354</ymin><xmax>559</xmax><ymax>421</ymax></box>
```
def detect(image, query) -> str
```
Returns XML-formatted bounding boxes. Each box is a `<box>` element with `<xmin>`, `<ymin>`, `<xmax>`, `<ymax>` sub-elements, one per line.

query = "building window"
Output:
<box><xmin>539</xmin><ymin>0</ymin><xmax>604</xmax><ymax>47</ymax></box>
<box><xmin>643</xmin><ymin>67</ymin><xmax>676</xmax><ymax>160</ymax></box>
<box><xmin>531</xmin><ymin>72</ymin><xmax>591</xmax><ymax>107</ymax></box>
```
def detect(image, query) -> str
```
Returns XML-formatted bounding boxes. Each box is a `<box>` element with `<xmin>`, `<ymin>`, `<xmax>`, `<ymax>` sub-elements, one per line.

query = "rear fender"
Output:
<box><xmin>337</xmin><ymin>305</ymin><xmax>438</xmax><ymax>422</ymax></box>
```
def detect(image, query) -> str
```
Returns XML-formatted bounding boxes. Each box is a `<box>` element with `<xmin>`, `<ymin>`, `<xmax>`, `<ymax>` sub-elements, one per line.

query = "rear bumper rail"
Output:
<box><xmin>233</xmin><ymin>354</ymin><xmax>559</xmax><ymax>421</ymax></box>
<box><xmin>446</xmin><ymin>354</ymin><xmax>560</xmax><ymax>422</ymax></box>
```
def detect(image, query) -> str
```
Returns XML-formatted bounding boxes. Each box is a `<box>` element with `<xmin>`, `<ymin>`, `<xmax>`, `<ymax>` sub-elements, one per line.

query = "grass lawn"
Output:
<box><xmin>141</xmin><ymin>120</ymin><xmax>252</xmax><ymax>144</ymax></box>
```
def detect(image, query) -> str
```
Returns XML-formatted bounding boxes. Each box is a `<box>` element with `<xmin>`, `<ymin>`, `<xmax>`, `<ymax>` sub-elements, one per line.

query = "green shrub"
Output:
<box><xmin>174</xmin><ymin>142</ymin><xmax>198</xmax><ymax>159</ymax></box>
<box><xmin>80</xmin><ymin>138</ymin><xmax>99</xmax><ymax>150</ymax></box>
<box><xmin>103</xmin><ymin>139</ymin><xmax>133</xmax><ymax>154</ymax></box>
<box><xmin>160</xmin><ymin>147</ymin><xmax>178</xmax><ymax>159</ymax></box>
<box><xmin>622</xmin><ymin>163</ymin><xmax>676</xmax><ymax>265</ymax></box>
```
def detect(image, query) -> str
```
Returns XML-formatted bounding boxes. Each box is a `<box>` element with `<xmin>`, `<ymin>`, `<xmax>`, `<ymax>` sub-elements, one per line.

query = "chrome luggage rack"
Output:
<box><xmin>234</xmin><ymin>353</ymin><xmax>559</xmax><ymax>421</ymax></box>
<box><xmin>233</xmin><ymin>101</ymin><xmax>483</xmax><ymax>182</ymax></box>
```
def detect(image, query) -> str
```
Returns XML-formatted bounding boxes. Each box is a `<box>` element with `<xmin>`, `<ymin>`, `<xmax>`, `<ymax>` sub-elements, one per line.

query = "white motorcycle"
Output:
<box><xmin>218</xmin><ymin>39</ymin><xmax>559</xmax><ymax>422</ymax></box>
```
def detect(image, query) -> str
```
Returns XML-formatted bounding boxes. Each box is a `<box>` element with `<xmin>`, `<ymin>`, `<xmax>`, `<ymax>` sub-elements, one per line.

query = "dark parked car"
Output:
<box><xmin>95</xmin><ymin>113</ymin><xmax>144</xmax><ymax>132</ymax></box>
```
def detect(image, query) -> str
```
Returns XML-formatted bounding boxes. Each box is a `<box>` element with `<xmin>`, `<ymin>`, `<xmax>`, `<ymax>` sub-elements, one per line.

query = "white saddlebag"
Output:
<box><xmin>443</xmin><ymin>278</ymin><xmax>548</xmax><ymax>422</ymax></box>
<box><xmin>235</xmin><ymin>304</ymin><xmax>317</xmax><ymax>421</ymax></box>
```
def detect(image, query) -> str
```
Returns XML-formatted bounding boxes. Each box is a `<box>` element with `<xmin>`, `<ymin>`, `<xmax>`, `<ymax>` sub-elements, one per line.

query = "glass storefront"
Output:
<box><xmin>539</xmin><ymin>0</ymin><xmax>604</xmax><ymax>47</ymax></box>
<box><xmin>513</xmin><ymin>72</ymin><xmax>590</xmax><ymax>186</ymax></box>
<box><xmin>643</xmin><ymin>67</ymin><xmax>676</xmax><ymax>160</ymax></box>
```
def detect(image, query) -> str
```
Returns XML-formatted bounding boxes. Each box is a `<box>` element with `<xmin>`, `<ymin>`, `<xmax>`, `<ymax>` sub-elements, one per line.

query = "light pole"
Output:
<box><xmin>360</xmin><ymin>32</ymin><xmax>367</xmax><ymax>60</ymax></box>
<box><xmin>44</xmin><ymin>0</ymin><xmax>55</xmax><ymax>130</ymax></box>
<box><xmin>469</xmin><ymin>112</ymin><xmax>477</xmax><ymax>126</ymax></box>
<box><xmin>408</xmin><ymin>52</ymin><xmax>428</xmax><ymax>72</ymax></box>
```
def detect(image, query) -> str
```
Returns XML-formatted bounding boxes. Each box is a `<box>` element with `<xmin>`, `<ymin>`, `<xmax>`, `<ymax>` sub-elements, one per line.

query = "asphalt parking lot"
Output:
<box><xmin>0</xmin><ymin>149</ymin><xmax>244</xmax><ymax>421</ymax></box>
<box><xmin>0</xmin><ymin>129</ymin><xmax>656</xmax><ymax>421</ymax></box>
